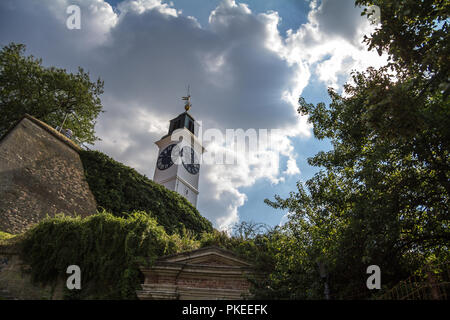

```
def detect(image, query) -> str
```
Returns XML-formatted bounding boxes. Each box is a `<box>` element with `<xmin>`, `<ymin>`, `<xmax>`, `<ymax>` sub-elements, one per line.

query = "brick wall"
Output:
<box><xmin>146</xmin><ymin>273</ymin><xmax>250</xmax><ymax>290</ymax></box>
<box><xmin>175</xmin><ymin>277</ymin><xmax>250</xmax><ymax>290</ymax></box>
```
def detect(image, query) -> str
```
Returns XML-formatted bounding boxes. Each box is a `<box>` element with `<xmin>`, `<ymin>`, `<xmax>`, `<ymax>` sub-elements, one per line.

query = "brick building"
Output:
<box><xmin>137</xmin><ymin>246</ymin><xmax>255</xmax><ymax>300</ymax></box>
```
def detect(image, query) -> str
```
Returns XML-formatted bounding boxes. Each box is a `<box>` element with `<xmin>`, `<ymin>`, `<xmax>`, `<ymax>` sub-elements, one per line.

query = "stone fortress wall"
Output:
<box><xmin>0</xmin><ymin>114</ymin><xmax>97</xmax><ymax>234</ymax></box>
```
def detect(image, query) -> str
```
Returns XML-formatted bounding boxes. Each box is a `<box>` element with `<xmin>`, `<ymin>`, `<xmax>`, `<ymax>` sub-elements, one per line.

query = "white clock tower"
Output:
<box><xmin>153</xmin><ymin>94</ymin><xmax>204</xmax><ymax>207</ymax></box>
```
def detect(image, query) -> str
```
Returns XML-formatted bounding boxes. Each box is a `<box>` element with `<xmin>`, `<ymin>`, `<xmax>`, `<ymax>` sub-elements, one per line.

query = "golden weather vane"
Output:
<box><xmin>182</xmin><ymin>84</ymin><xmax>192</xmax><ymax>112</ymax></box>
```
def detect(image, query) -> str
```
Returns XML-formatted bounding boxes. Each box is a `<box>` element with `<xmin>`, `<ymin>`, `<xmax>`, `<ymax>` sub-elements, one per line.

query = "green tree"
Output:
<box><xmin>263</xmin><ymin>0</ymin><xmax>449</xmax><ymax>299</ymax></box>
<box><xmin>358</xmin><ymin>0</ymin><xmax>449</xmax><ymax>96</ymax></box>
<box><xmin>0</xmin><ymin>43</ymin><xmax>104</xmax><ymax>144</ymax></box>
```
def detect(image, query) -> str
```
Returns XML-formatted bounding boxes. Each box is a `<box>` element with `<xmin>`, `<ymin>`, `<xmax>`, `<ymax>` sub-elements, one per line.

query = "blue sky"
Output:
<box><xmin>0</xmin><ymin>0</ymin><xmax>386</xmax><ymax>230</ymax></box>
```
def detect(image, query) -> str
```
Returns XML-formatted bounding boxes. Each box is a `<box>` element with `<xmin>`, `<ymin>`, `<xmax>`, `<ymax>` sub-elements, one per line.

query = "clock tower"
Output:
<box><xmin>153</xmin><ymin>94</ymin><xmax>204</xmax><ymax>207</ymax></box>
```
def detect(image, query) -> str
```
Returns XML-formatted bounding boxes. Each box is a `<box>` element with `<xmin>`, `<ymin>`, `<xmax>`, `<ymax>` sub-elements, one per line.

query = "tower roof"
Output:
<box><xmin>163</xmin><ymin>90</ymin><xmax>198</xmax><ymax>137</ymax></box>
<box><xmin>167</xmin><ymin>111</ymin><xmax>196</xmax><ymax>136</ymax></box>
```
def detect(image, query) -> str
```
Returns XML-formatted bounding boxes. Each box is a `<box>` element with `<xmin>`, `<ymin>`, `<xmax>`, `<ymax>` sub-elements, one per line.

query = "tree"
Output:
<box><xmin>0</xmin><ymin>43</ymin><xmax>104</xmax><ymax>144</ymax></box>
<box><xmin>263</xmin><ymin>0</ymin><xmax>449</xmax><ymax>299</ymax></box>
<box><xmin>358</xmin><ymin>0</ymin><xmax>449</xmax><ymax>97</ymax></box>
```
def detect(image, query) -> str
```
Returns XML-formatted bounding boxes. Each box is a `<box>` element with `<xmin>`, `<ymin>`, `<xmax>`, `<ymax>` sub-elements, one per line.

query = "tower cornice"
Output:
<box><xmin>156</xmin><ymin>127</ymin><xmax>205</xmax><ymax>154</ymax></box>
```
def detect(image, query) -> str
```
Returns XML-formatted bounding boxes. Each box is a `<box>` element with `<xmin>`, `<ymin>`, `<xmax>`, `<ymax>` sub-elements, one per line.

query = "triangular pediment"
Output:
<box><xmin>157</xmin><ymin>246</ymin><xmax>251</xmax><ymax>267</ymax></box>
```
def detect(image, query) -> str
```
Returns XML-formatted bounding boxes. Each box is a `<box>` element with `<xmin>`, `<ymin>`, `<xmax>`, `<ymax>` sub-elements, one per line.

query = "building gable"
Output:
<box><xmin>158</xmin><ymin>246</ymin><xmax>252</xmax><ymax>267</ymax></box>
<box><xmin>137</xmin><ymin>246</ymin><xmax>255</xmax><ymax>300</ymax></box>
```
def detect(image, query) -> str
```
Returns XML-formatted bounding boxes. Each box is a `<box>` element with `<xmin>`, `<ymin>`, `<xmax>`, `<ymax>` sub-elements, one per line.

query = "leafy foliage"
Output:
<box><xmin>198</xmin><ymin>225</ymin><xmax>281</xmax><ymax>298</ymax></box>
<box><xmin>260</xmin><ymin>0</ymin><xmax>450</xmax><ymax>299</ymax></box>
<box><xmin>20</xmin><ymin>211</ymin><xmax>196</xmax><ymax>299</ymax></box>
<box><xmin>17</xmin><ymin>214</ymin><xmax>275</xmax><ymax>300</ymax></box>
<box><xmin>357</xmin><ymin>0</ymin><xmax>449</xmax><ymax>97</ymax></box>
<box><xmin>0</xmin><ymin>231</ymin><xmax>14</xmax><ymax>245</ymax></box>
<box><xmin>79</xmin><ymin>150</ymin><xmax>213</xmax><ymax>236</ymax></box>
<box><xmin>0</xmin><ymin>43</ymin><xmax>104</xmax><ymax>144</ymax></box>
<box><xmin>200</xmin><ymin>228</ymin><xmax>275</xmax><ymax>270</ymax></box>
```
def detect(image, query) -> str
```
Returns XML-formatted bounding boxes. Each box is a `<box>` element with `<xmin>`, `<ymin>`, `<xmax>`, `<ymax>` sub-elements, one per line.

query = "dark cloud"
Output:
<box><xmin>0</xmin><ymin>0</ymin><xmax>305</xmax><ymax>227</ymax></box>
<box><xmin>0</xmin><ymin>0</ymin><xmax>381</xmax><ymax>228</ymax></box>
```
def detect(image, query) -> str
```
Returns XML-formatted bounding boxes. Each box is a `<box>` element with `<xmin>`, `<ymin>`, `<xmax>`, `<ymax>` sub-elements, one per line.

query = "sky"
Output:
<box><xmin>0</xmin><ymin>0</ymin><xmax>387</xmax><ymax>231</ymax></box>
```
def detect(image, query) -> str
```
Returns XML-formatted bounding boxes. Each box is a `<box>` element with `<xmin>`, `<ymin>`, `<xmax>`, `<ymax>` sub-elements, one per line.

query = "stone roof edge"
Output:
<box><xmin>146</xmin><ymin>261</ymin><xmax>255</xmax><ymax>273</ymax></box>
<box><xmin>0</xmin><ymin>114</ymin><xmax>81</xmax><ymax>153</ymax></box>
<box><xmin>157</xmin><ymin>245</ymin><xmax>252</xmax><ymax>266</ymax></box>
<box><xmin>19</xmin><ymin>114</ymin><xmax>81</xmax><ymax>152</ymax></box>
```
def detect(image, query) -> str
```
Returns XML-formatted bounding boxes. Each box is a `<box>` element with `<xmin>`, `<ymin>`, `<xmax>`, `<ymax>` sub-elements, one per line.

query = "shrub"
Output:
<box><xmin>20</xmin><ymin>211</ymin><xmax>187</xmax><ymax>299</ymax></box>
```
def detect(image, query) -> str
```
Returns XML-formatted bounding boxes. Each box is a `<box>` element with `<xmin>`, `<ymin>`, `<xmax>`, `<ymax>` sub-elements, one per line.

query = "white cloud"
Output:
<box><xmin>117</xmin><ymin>0</ymin><xmax>178</xmax><ymax>17</ymax></box>
<box><xmin>0</xmin><ymin>0</ymin><xmax>388</xmax><ymax>230</ymax></box>
<box><xmin>285</xmin><ymin>158</ymin><xmax>300</xmax><ymax>176</ymax></box>
<box><xmin>280</xmin><ymin>0</ymin><xmax>387</xmax><ymax>91</ymax></box>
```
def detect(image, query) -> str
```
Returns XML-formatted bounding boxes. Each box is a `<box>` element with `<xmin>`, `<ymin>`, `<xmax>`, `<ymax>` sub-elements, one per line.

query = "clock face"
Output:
<box><xmin>157</xmin><ymin>144</ymin><xmax>176</xmax><ymax>170</ymax></box>
<box><xmin>181</xmin><ymin>146</ymin><xmax>200</xmax><ymax>175</ymax></box>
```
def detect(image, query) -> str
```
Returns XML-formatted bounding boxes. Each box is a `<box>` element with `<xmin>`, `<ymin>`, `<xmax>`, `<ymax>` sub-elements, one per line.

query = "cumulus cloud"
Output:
<box><xmin>279</xmin><ymin>0</ymin><xmax>387</xmax><ymax>90</ymax></box>
<box><xmin>0</xmin><ymin>0</ymin><xmax>387</xmax><ymax>230</ymax></box>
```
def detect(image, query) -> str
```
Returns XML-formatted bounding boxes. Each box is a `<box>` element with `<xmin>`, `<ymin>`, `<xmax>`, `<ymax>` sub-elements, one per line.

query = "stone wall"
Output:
<box><xmin>0</xmin><ymin>243</ymin><xmax>64</xmax><ymax>300</ymax></box>
<box><xmin>0</xmin><ymin>115</ymin><xmax>97</xmax><ymax>234</ymax></box>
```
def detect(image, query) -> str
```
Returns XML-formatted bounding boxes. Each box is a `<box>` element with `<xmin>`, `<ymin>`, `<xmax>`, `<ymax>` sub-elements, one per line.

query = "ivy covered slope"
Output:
<box><xmin>18</xmin><ymin>214</ymin><xmax>269</xmax><ymax>300</ymax></box>
<box><xmin>21</xmin><ymin>212</ymin><xmax>199</xmax><ymax>299</ymax></box>
<box><xmin>79</xmin><ymin>150</ymin><xmax>213</xmax><ymax>235</ymax></box>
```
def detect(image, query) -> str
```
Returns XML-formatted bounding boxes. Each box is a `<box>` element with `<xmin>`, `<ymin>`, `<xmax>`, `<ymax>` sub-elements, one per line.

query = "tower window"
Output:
<box><xmin>188</xmin><ymin>120</ymin><xmax>194</xmax><ymax>134</ymax></box>
<box><xmin>168</xmin><ymin>113</ymin><xmax>196</xmax><ymax>136</ymax></box>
